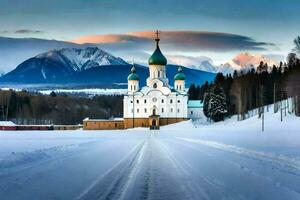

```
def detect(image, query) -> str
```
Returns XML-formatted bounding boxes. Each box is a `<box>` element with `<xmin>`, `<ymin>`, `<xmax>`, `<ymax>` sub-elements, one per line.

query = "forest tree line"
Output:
<box><xmin>0</xmin><ymin>91</ymin><xmax>123</xmax><ymax>125</ymax></box>
<box><xmin>189</xmin><ymin>37</ymin><xmax>300</xmax><ymax>122</ymax></box>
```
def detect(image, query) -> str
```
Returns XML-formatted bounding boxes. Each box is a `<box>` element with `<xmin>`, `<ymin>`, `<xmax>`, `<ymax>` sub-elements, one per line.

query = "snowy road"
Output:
<box><xmin>1</xmin><ymin>126</ymin><xmax>300</xmax><ymax>200</ymax></box>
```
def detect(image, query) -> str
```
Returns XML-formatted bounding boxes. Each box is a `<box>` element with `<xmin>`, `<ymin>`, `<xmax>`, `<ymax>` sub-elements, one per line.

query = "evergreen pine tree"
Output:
<box><xmin>203</xmin><ymin>89</ymin><xmax>211</xmax><ymax>118</ymax></box>
<box><xmin>188</xmin><ymin>84</ymin><xmax>197</xmax><ymax>100</ymax></box>
<box><xmin>209</xmin><ymin>85</ymin><xmax>228</xmax><ymax>122</ymax></box>
<box><xmin>50</xmin><ymin>91</ymin><xmax>57</xmax><ymax>97</ymax></box>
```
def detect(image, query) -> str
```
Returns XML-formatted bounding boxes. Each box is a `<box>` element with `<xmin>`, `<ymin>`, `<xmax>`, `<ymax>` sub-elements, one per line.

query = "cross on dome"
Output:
<box><xmin>155</xmin><ymin>30</ymin><xmax>161</xmax><ymax>43</ymax></box>
<box><xmin>148</xmin><ymin>30</ymin><xmax>167</xmax><ymax>66</ymax></box>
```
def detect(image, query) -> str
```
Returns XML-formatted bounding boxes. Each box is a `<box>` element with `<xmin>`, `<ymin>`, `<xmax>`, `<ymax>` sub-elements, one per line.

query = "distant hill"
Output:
<box><xmin>0</xmin><ymin>47</ymin><xmax>215</xmax><ymax>88</ymax></box>
<box><xmin>72</xmin><ymin>64</ymin><xmax>215</xmax><ymax>87</ymax></box>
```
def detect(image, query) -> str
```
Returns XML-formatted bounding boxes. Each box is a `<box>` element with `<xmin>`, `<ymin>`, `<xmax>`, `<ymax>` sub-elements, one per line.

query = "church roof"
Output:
<box><xmin>148</xmin><ymin>34</ymin><xmax>167</xmax><ymax>66</ymax></box>
<box><xmin>128</xmin><ymin>73</ymin><xmax>139</xmax><ymax>81</ymax></box>
<box><xmin>127</xmin><ymin>66</ymin><xmax>140</xmax><ymax>81</ymax></box>
<box><xmin>174</xmin><ymin>66</ymin><xmax>186</xmax><ymax>80</ymax></box>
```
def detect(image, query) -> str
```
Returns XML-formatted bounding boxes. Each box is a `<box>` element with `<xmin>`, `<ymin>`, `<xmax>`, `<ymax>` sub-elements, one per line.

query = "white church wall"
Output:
<box><xmin>128</xmin><ymin>80</ymin><xmax>139</xmax><ymax>94</ymax></box>
<box><xmin>147</xmin><ymin>66</ymin><xmax>169</xmax><ymax>87</ymax></box>
<box><xmin>188</xmin><ymin>107</ymin><xmax>203</xmax><ymax>119</ymax></box>
<box><xmin>174</xmin><ymin>80</ymin><xmax>185</xmax><ymax>92</ymax></box>
<box><xmin>123</xmin><ymin>90</ymin><xmax>188</xmax><ymax>119</ymax></box>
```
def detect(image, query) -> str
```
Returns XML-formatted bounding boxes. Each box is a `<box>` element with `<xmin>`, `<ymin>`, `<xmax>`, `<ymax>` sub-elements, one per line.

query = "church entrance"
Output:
<box><xmin>149</xmin><ymin>113</ymin><xmax>160</xmax><ymax>130</ymax></box>
<box><xmin>152</xmin><ymin>119</ymin><xmax>157</xmax><ymax>127</ymax></box>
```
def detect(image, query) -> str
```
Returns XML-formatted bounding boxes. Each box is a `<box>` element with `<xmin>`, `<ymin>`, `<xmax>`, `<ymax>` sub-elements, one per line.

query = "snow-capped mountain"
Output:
<box><xmin>36</xmin><ymin>47</ymin><xmax>128</xmax><ymax>72</ymax></box>
<box><xmin>196</xmin><ymin>60</ymin><xmax>218</xmax><ymax>72</ymax></box>
<box><xmin>168</xmin><ymin>55</ymin><xmax>218</xmax><ymax>73</ymax></box>
<box><xmin>0</xmin><ymin>47</ymin><xmax>128</xmax><ymax>82</ymax></box>
<box><xmin>167</xmin><ymin>53</ymin><xmax>278</xmax><ymax>75</ymax></box>
<box><xmin>219</xmin><ymin>53</ymin><xmax>278</xmax><ymax>74</ymax></box>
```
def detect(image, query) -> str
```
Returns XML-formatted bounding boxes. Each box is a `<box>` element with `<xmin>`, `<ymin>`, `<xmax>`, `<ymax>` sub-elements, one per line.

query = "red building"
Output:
<box><xmin>0</xmin><ymin>121</ymin><xmax>17</xmax><ymax>131</ymax></box>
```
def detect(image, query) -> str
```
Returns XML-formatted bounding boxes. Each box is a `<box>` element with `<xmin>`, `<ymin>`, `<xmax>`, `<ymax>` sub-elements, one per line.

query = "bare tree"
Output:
<box><xmin>294</xmin><ymin>36</ymin><xmax>300</xmax><ymax>54</ymax></box>
<box><xmin>0</xmin><ymin>90</ymin><xmax>12</xmax><ymax>120</ymax></box>
<box><xmin>230</xmin><ymin>78</ymin><xmax>248</xmax><ymax>120</ymax></box>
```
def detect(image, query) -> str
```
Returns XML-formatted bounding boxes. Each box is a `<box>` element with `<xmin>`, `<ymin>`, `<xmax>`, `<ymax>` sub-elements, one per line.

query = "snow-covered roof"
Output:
<box><xmin>83</xmin><ymin>118</ymin><xmax>124</xmax><ymax>122</ymax></box>
<box><xmin>0</xmin><ymin>121</ymin><xmax>16</xmax><ymax>126</ymax></box>
<box><xmin>188</xmin><ymin>100</ymin><xmax>203</xmax><ymax>108</ymax></box>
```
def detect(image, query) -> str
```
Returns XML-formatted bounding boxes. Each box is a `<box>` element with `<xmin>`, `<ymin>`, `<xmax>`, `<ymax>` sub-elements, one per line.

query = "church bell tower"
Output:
<box><xmin>146</xmin><ymin>30</ymin><xmax>169</xmax><ymax>88</ymax></box>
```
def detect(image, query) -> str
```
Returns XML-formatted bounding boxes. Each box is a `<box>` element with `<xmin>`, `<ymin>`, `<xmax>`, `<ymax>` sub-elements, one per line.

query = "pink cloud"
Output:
<box><xmin>71</xmin><ymin>30</ymin><xmax>275</xmax><ymax>52</ymax></box>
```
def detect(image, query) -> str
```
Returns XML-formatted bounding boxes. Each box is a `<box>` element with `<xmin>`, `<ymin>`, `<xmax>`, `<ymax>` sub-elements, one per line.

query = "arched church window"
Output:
<box><xmin>134</xmin><ymin>85</ymin><xmax>136</xmax><ymax>90</ymax></box>
<box><xmin>153</xmin><ymin>83</ymin><xmax>157</xmax><ymax>88</ymax></box>
<box><xmin>153</xmin><ymin>109</ymin><xmax>156</xmax><ymax>115</ymax></box>
<box><xmin>144</xmin><ymin>108</ymin><xmax>147</xmax><ymax>113</ymax></box>
<box><xmin>136</xmin><ymin>99</ymin><xmax>139</xmax><ymax>104</ymax></box>
<box><xmin>161</xmin><ymin>108</ymin><xmax>164</xmax><ymax>113</ymax></box>
<box><xmin>131</xmin><ymin>85</ymin><xmax>133</xmax><ymax>90</ymax></box>
<box><xmin>158</xmin><ymin>71</ymin><xmax>160</xmax><ymax>77</ymax></box>
<box><xmin>144</xmin><ymin>99</ymin><xmax>147</xmax><ymax>103</ymax></box>
<box><xmin>170</xmin><ymin>99</ymin><xmax>173</xmax><ymax>103</ymax></box>
<box><xmin>180</xmin><ymin>85</ymin><xmax>182</xmax><ymax>90</ymax></box>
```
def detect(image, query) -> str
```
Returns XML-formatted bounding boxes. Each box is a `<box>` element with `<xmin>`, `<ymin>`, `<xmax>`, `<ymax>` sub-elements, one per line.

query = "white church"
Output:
<box><xmin>83</xmin><ymin>31</ymin><xmax>202</xmax><ymax>130</ymax></box>
<box><xmin>123</xmin><ymin>31</ymin><xmax>202</xmax><ymax>129</ymax></box>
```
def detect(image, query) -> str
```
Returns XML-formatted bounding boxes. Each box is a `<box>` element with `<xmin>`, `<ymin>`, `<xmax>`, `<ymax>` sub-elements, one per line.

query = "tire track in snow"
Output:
<box><xmin>0</xmin><ymin>140</ymin><xmax>108</xmax><ymax>188</ymax></box>
<box><xmin>156</xmin><ymin>139</ymin><xmax>211</xmax><ymax>200</ymax></box>
<box><xmin>135</xmin><ymin>133</ymin><xmax>190</xmax><ymax>200</ymax></box>
<box><xmin>137</xmin><ymin>134</ymin><xmax>158</xmax><ymax>200</ymax></box>
<box><xmin>0</xmin><ymin>139</ymin><xmax>106</xmax><ymax>175</ymax></box>
<box><xmin>172</xmin><ymin>140</ymin><xmax>299</xmax><ymax>199</ymax></box>
<box><xmin>176</xmin><ymin>137</ymin><xmax>300</xmax><ymax>176</ymax></box>
<box><xmin>163</xmin><ymin>138</ymin><xmax>246</xmax><ymax>200</ymax></box>
<box><xmin>76</xmin><ymin>139</ymin><xmax>147</xmax><ymax>200</ymax></box>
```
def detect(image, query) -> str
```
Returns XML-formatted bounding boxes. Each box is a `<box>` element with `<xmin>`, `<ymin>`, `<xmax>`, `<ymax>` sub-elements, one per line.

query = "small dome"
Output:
<box><xmin>127</xmin><ymin>66</ymin><xmax>139</xmax><ymax>81</ymax></box>
<box><xmin>148</xmin><ymin>38</ymin><xmax>167</xmax><ymax>66</ymax></box>
<box><xmin>174</xmin><ymin>67</ymin><xmax>186</xmax><ymax>80</ymax></box>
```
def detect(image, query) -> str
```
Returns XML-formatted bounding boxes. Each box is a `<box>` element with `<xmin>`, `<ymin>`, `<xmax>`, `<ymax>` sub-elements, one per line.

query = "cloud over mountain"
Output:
<box><xmin>72</xmin><ymin>31</ymin><xmax>275</xmax><ymax>52</ymax></box>
<box><xmin>15</xmin><ymin>29</ymin><xmax>43</xmax><ymax>34</ymax></box>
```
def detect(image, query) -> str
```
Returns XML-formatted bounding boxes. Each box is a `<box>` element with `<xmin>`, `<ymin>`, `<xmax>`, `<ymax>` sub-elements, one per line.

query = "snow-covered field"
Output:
<box><xmin>0</xmin><ymin>111</ymin><xmax>300</xmax><ymax>200</ymax></box>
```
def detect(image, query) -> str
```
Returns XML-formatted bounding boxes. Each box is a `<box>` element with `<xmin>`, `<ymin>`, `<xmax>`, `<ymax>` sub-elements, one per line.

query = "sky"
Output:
<box><xmin>0</xmin><ymin>0</ymin><xmax>300</xmax><ymax>67</ymax></box>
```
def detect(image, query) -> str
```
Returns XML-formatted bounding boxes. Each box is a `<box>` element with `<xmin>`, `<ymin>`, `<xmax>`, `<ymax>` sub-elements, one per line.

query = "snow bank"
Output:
<box><xmin>198</xmin><ymin>107</ymin><xmax>300</xmax><ymax>132</ymax></box>
<box><xmin>0</xmin><ymin>121</ymin><xmax>16</xmax><ymax>126</ymax></box>
<box><xmin>160</xmin><ymin>119</ymin><xmax>195</xmax><ymax>130</ymax></box>
<box><xmin>39</xmin><ymin>88</ymin><xmax>127</xmax><ymax>96</ymax></box>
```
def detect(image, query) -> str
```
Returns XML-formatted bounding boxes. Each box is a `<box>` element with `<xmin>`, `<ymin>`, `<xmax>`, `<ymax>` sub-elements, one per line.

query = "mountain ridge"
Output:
<box><xmin>219</xmin><ymin>52</ymin><xmax>278</xmax><ymax>74</ymax></box>
<box><xmin>181</xmin><ymin>52</ymin><xmax>279</xmax><ymax>74</ymax></box>
<box><xmin>0</xmin><ymin>47</ymin><xmax>215</xmax><ymax>87</ymax></box>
